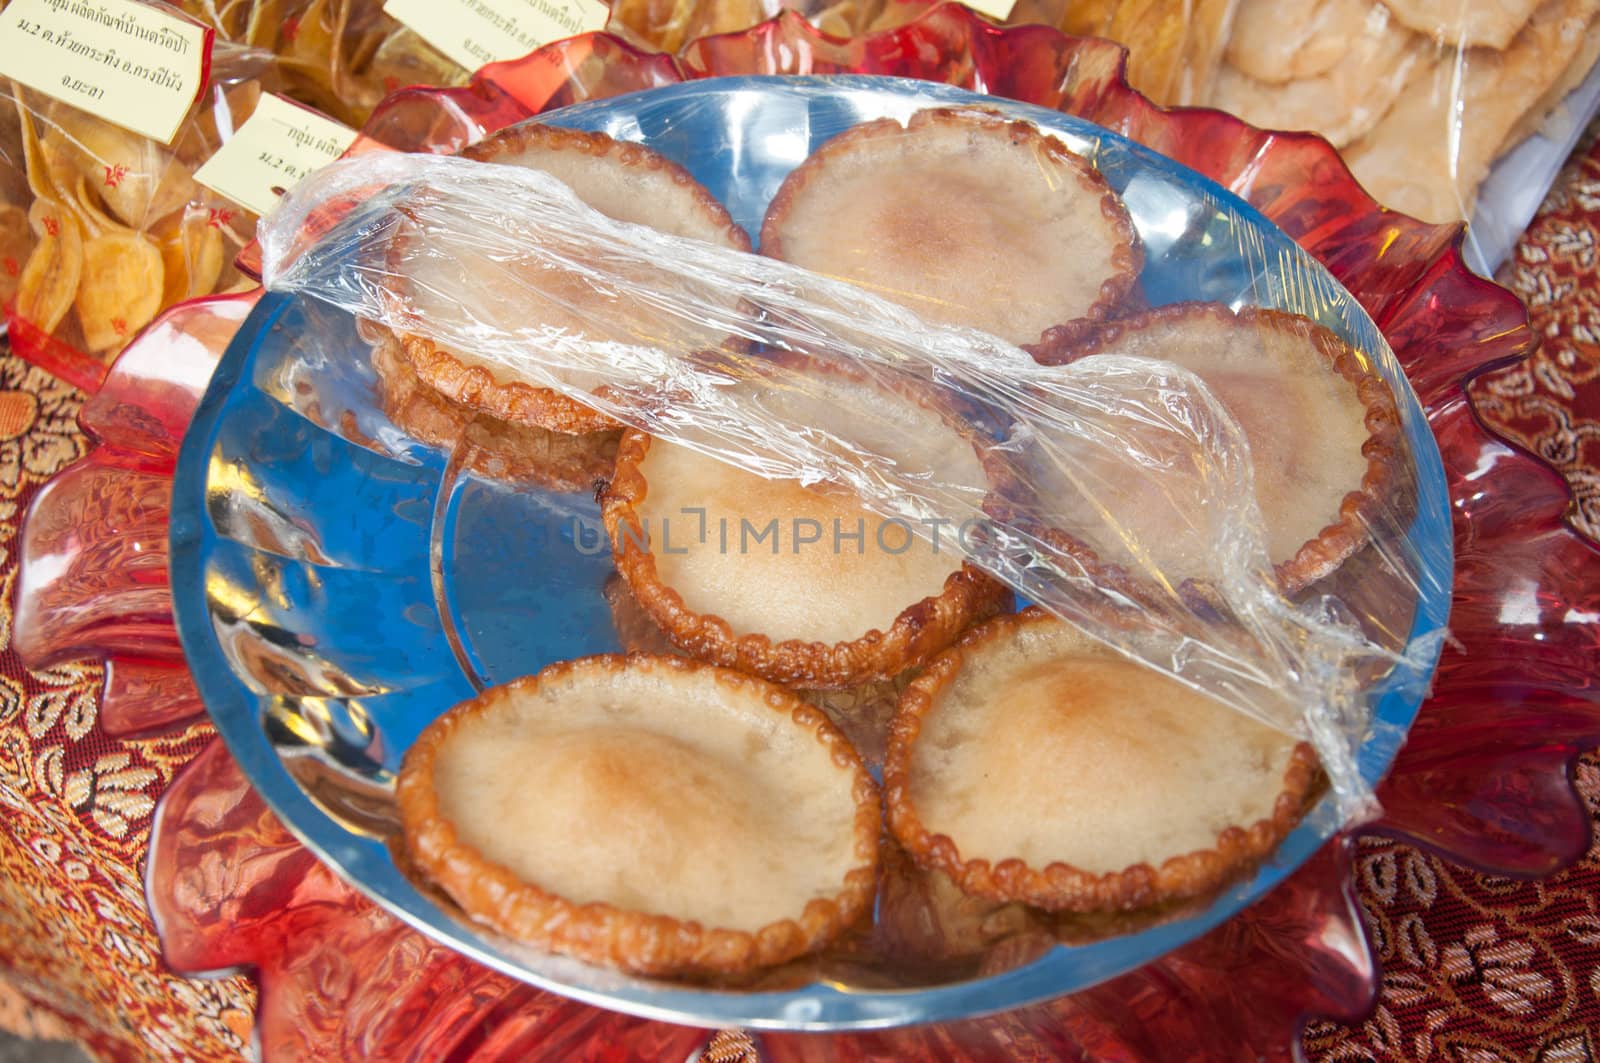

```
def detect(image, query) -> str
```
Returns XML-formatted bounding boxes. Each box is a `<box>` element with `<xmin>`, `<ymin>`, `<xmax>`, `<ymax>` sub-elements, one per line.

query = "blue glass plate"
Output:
<box><xmin>169</xmin><ymin>75</ymin><xmax>1452</xmax><ymax>1031</ymax></box>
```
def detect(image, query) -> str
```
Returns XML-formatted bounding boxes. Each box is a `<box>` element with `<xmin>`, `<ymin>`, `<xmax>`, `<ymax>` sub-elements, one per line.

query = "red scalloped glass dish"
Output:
<box><xmin>13</xmin><ymin>4</ymin><xmax>1600</xmax><ymax>1059</ymax></box>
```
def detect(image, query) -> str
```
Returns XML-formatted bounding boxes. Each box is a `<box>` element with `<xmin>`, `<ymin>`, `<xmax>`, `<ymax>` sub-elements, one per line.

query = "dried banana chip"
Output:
<box><xmin>285</xmin><ymin>0</ymin><xmax>338</xmax><ymax>70</ymax></box>
<box><xmin>76</xmin><ymin>231</ymin><xmax>164</xmax><ymax>353</ymax></box>
<box><xmin>53</xmin><ymin>113</ymin><xmax>197</xmax><ymax>229</ymax></box>
<box><xmin>0</xmin><ymin>203</ymin><xmax>32</xmax><ymax>307</ymax></box>
<box><xmin>17</xmin><ymin>200</ymin><xmax>83</xmax><ymax>333</ymax></box>
<box><xmin>39</xmin><ymin>131</ymin><xmax>86</xmax><ymax>207</ymax></box>
<box><xmin>68</xmin><ymin>173</ymin><xmax>130</xmax><ymax>237</ymax></box>
<box><xmin>13</xmin><ymin>92</ymin><xmax>59</xmax><ymax>204</ymax></box>
<box><xmin>151</xmin><ymin>208</ymin><xmax>225</xmax><ymax>304</ymax></box>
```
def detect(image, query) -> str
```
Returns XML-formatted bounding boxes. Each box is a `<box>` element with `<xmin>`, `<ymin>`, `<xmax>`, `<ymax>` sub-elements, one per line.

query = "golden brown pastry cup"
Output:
<box><xmin>759</xmin><ymin>106</ymin><xmax>1142</xmax><ymax>358</ymax></box>
<box><xmin>371</xmin><ymin>331</ymin><xmax>620</xmax><ymax>492</ymax></box>
<box><xmin>599</xmin><ymin>352</ymin><xmax>1014</xmax><ymax>690</ymax></box>
<box><xmin>1019</xmin><ymin>301</ymin><xmax>1403</xmax><ymax>593</ymax></box>
<box><xmin>396</xmin><ymin>654</ymin><xmax>882</xmax><ymax>978</ymax></box>
<box><xmin>883</xmin><ymin>607</ymin><xmax>1321</xmax><ymax>914</ymax></box>
<box><xmin>387</xmin><ymin>122</ymin><xmax>753</xmax><ymax>435</ymax></box>
<box><xmin>602</xmin><ymin>426</ymin><xmax>1011</xmax><ymax>689</ymax></box>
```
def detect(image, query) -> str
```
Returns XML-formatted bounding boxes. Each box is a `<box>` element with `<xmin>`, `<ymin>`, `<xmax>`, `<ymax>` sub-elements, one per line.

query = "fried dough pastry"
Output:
<box><xmin>397</xmin><ymin>654</ymin><xmax>880</xmax><ymax>976</ymax></box>
<box><xmin>1378</xmin><ymin>0</ymin><xmax>1543</xmax><ymax>47</ymax></box>
<box><xmin>760</xmin><ymin>107</ymin><xmax>1141</xmax><ymax>356</ymax></box>
<box><xmin>884</xmin><ymin>608</ymin><xmax>1319</xmax><ymax>913</ymax></box>
<box><xmin>1213</xmin><ymin>3</ymin><xmax>1425</xmax><ymax>148</ymax></box>
<box><xmin>1025</xmin><ymin>302</ymin><xmax>1400</xmax><ymax>592</ymax></box>
<box><xmin>389</xmin><ymin>122</ymin><xmax>750</xmax><ymax>436</ymax></box>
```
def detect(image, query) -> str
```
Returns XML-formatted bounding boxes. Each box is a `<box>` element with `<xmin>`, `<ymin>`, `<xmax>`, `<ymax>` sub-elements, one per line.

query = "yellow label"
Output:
<box><xmin>962</xmin><ymin>0</ymin><xmax>1016</xmax><ymax>19</ymax></box>
<box><xmin>194</xmin><ymin>93</ymin><xmax>357</xmax><ymax>217</ymax></box>
<box><xmin>0</xmin><ymin>0</ymin><xmax>209</xmax><ymax>144</ymax></box>
<box><xmin>383</xmin><ymin>0</ymin><xmax>610</xmax><ymax>72</ymax></box>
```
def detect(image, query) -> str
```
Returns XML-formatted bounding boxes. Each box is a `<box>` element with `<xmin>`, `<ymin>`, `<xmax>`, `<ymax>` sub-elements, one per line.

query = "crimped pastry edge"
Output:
<box><xmin>389</xmin><ymin>122</ymin><xmax>753</xmax><ymax>435</ymax></box>
<box><xmin>882</xmin><ymin>607</ymin><xmax>1321</xmax><ymax>913</ymax></box>
<box><xmin>396</xmin><ymin>653</ymin><xmax>882</xmax><ymax>977</ymax></box>
<box><xmin>370</xmin><ymin>329</ymin><xmax>620</xmax><ymax>491</ymax></box>
<box><xmin>1019</xmin><ymin>300</ymin><xmax>1404</xmax><ymax>593</ymax></box>
<box><xmin>599</xmin><ymin>352</ymin><xmax>1015</xmax><ymax>689</ymax></box>
<box><xmin>758</xmin><ymin>106</ymin><xmax>1143</xmax><ymax>355</ymax></box>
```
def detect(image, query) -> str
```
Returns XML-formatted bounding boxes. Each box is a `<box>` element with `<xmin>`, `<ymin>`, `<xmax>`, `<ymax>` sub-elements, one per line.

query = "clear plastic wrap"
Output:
<box><xmin>257</xmin><ymin>108</ymin><xmax>1450</xmax><ymax>825</ymax></box>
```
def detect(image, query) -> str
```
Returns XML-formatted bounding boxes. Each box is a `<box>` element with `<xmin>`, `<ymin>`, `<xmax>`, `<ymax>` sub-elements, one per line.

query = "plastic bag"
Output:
<box><xmin>1218</xmin><ymin>0</ymin><xmax>1598</xmax><ymax>236</ymax></box>
<box><xmin>257</xmin><ymin>109</ymin><xmax>1450</xmax><ymax>824</ymax></box>
<box><xmin>1003</xmin><ymin>0</ymin><xmax>1600</xmax><ymax>266</ymax></box>
<box><xmin>0</xmin><ymin>37</ymin><xmax>284</xmax><ymax>387</ymax></box>
<box><xmin>169</xmin><ymin>0</ymin><xmax>469</xmax><ymax>126</ymax></box>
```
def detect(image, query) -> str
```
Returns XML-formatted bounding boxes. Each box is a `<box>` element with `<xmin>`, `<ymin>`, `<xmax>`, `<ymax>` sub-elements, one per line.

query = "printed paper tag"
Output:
<box><xmin>194</xmin><ymin>94</ymin><xmax>358</xmax><ymax>217</ymax></box>
<box><xmin>383</xmin><ymin>0</ymin><xmax>610</xmax><ymax>72</ymax></box>
<box><xmin>961</xmin><ymin>0</ymin><xmax>1017</xmax><ymax>19</ymax></box>
<box><xmin>0</xmin><ymin>0</ymin><xmax>210</xmax><ymax>145</ymax></box>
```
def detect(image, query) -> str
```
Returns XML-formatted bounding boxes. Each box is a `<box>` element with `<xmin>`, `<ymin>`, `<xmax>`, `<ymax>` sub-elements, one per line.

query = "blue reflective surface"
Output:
<box><xmin>169</xmin><ymin>76</ymin><xmax>1453</xmax><ymax>1030</ymax></box>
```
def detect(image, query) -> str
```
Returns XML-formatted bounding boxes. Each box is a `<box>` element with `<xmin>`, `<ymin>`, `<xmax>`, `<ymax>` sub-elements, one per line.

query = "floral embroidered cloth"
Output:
<box><xmin>0</xmin><ymin>135</ymin><xmax>1598</xmax><ymax>1063</ymax></box>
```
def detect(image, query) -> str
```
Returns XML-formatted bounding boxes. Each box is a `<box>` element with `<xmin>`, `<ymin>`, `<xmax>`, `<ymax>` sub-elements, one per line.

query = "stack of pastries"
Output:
<box><xmin>386</xmin><ymin>108</ymin><xmax>1396</xmax><ymax>980</ymax></box>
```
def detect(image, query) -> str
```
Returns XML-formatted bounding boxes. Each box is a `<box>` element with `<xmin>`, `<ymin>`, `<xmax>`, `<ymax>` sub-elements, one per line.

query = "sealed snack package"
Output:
<box><xmin>1211</xmin><ymin>0</ymin><xmax>1600</xmax><ymax>254</ymax></box>
<box><xmin>257</xmin><ymin>103</ymin><xmax>1449</xmax><ymax>847</ymax></box>
<box><xmin>1018</xmin><ymin>0</ymin><xmax>1600</xmax><ymax>267</ymax></box>
<box><xmin>1</xmin><ymin>43</ymin><xmax>268</xmax><ymax>383</ymax></box>
<box><xmin>170</xmin><ymin>0</ymin><xmax>469</xmax><ymax>126</ymax></box>
<box><xmin>0</xmin><ymin>4</ymin><xmax>362</xmax><ymax>388</ymax></box>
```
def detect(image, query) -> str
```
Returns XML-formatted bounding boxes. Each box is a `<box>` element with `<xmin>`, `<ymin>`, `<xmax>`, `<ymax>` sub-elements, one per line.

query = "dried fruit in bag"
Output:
<box><xmin>49</xmin><ymin>112</ymin><xmax>198</xmax><ymax>229</ymax></box>
<box><xmin>13</xmin><ymin>93</ymin><xmax>56</xmax><ymax>205</ymax></box>
<box><xmin>610</xmin><ymin>0</ymin><xmax>739</xmax><ymax>52</ymax></box>
<box><xmin>4</xmin><ymin>49</ymin><xmax>281</xmax><ymax>373</ymax></box>
<box><xmin>60</xmin><ymin>175</ymin><xmax>166</xmax><ymax>354</ymax></box>
<box><xmin>0</xmin><ymin>203</ymin><xmax>32</xmax><ymax>307</ymax></box>
<box><xmin>75</xmin><ymin>229</ymin><xmax>165</xmax><ymax>352</ymax></box>
<box><xmin>16</xmin><ymin>199</ymin><xmax>82</xmax><ymax>334</ymax></box>
<box><xmin>151</xmin><ymin>207</ymin><xmax>226</xmax><ymax>305</ymax></box>
<box><xmin>363</xmin><ymin>26</ymin><xmax>470</xmax><ymax>101</ymax></box>
<box><xmin>243</xmin><ymin>0</ymin><xmax>288</xmax><ymax>46</ymax></box>
<box><xmin>1007</xmin><ymin>0</ymin><xmax>1237</xmax><ymax>103</ymax></box>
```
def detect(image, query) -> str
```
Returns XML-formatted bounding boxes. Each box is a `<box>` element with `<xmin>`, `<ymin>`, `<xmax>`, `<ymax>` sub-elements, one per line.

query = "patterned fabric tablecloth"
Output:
<box><xmin>0</xmin><ymin>134</ymin><xmax>1598</xmax><ymax>1062</ymax></box>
